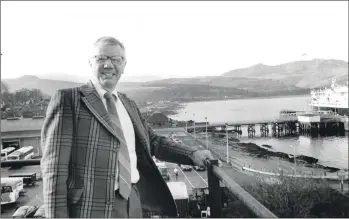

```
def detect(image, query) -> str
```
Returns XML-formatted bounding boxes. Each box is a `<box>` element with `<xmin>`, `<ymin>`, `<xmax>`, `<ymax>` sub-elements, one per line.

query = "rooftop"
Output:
<box><xmin>1</xmin><ymin>118</ymin><xmax>45</xmax><ymax>133</ymax></box>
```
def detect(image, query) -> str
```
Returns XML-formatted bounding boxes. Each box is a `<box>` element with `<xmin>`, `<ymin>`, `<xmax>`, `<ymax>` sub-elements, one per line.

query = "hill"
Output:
<box><xmin>221</xmin><ymin>59</ymin><xmax>348</xmax><ymax>88</ymax></box>
<box><xmin>2</xmin><ymin>75</ymin><xmax>144</xmax><ymax>96</ymax></box>
<box><xmin>142</xmin><ymin>76</ymin><xmax>302</xmax><ymax>93</ymax></box>
<box><xmin>3</xmin><ymin>58</ymin><xmax>346</xmax><ymax>102</ymax></box>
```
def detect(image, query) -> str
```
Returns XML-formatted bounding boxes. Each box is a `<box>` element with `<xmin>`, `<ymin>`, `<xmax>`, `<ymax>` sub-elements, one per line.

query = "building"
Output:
<box><xmin>1</xmin><ymin>117</ymin><xmax>45</xmax><ymax>157</ymax></box>
<box><xmin>147</xmin><ymin>111</ymin><xmax>173</xmax><ymax>128</ymax></box>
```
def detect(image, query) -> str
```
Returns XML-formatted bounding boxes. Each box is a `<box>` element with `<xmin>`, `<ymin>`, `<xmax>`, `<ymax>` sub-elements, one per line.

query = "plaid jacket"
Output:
<box><xmin>40</xmin><ymin>81</ymin><xmax>199</xmax><ymax>218</ymax></box>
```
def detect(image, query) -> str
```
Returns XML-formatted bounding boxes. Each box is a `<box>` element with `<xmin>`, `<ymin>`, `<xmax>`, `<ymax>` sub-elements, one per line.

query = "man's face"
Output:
<box><xmin>89</xmin><ymin>44</ymin><xmax>126</xmax><ymax>90</ymax></box>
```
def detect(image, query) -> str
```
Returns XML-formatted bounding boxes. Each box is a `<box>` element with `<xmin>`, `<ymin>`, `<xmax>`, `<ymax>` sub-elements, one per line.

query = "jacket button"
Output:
<box><xmin>106</xmin><ymin>200</ymin><xmax>112</xmax><ymax>205</ymax></box>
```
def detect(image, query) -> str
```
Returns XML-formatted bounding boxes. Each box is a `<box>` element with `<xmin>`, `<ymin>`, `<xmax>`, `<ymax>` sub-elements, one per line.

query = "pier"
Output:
<box><xmin>187</xmin><ymin>112</ymin><xmax>347</xmax><ymax>138</ymax></box>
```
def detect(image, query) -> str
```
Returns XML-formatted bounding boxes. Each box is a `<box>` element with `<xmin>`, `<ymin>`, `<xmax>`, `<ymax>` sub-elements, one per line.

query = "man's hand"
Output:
<box><xmin>192</xmin><ymin>150</ymin><xmax>214</xmax><ymax>168</ymax></box>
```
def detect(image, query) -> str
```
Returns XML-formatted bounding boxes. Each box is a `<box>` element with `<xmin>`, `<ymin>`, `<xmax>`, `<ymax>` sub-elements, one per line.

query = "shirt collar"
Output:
<box><xmin>90</xmin><ymin>78</ymin><xmax>118</xmax><ymax>99</ymax></box>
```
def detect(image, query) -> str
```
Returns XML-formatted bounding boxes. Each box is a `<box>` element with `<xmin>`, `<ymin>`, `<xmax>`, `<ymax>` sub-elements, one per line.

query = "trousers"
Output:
<box><xmin>112</xmin><ymin>183</ymin><xmax>143</xmax><ymax>218</ymax></box>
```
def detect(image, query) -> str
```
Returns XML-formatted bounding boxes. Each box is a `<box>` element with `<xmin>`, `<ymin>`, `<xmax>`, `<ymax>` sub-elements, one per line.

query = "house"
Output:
<box><xmin>1</xmin><ymin>117</ymin><xmax>45</xmax><ymax>156</ymax></box>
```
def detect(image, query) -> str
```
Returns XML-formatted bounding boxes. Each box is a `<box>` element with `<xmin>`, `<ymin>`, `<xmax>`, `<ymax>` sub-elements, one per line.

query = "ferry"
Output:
<box><xmin>309</xmin><ymin>78</ymin><xmax>349</xmax><ymax>131</ymax></box>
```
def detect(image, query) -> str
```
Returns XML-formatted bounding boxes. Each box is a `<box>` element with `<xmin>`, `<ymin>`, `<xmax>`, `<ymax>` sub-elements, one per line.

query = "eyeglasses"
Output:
<box><xmin>92</xmin><ymin>55</ymin><xmax>126</xmax><ymax>66</ymax></box>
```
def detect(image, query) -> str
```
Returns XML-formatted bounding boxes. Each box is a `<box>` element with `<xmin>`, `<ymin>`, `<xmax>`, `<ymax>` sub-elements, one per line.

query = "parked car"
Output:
<box><xmin>156</xmin><ymin>162</ymin><xmax>170</xmax><ymax>181</ymax></box>
<box><xmin>12</xmin><ymin>205</ymin><xmax>38</xmax><ymax>218</ymax></box>
<box><xmin>194</xmin><ymin>166</ymin><xmax>206</xmax><ymax>171</ymax></box>
<box><xmin>179</xmin><ymin>164</ymin><xmax>193</xmax><ymax>171</ymax></box>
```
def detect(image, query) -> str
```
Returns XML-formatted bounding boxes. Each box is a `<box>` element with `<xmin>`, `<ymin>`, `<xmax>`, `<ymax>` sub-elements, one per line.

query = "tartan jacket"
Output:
<box><xmin>40</xmin><ymin>81</ymin><xmax>199</xmax><ymax>218</ymax></box>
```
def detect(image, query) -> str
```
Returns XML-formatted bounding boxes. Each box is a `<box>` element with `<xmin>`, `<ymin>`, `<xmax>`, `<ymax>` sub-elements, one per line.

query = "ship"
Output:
<box><xmin>309</xmin><ymin>78</ymin><xmax>349</xmax><ymax>131</ymax></box>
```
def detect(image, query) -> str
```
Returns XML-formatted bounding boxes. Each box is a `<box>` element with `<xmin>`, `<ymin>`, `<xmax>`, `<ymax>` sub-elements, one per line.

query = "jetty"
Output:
<box><xmin>187</xmin><ymin>110</ymin><xmax>347</xmax><ymax>138</ymax></box>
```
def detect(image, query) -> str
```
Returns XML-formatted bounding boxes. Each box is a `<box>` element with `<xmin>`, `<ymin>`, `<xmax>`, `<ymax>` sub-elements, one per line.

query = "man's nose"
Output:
<box><xmin>103</xmin><ymin>59</ymin><xmax>114</xmax><ymax>68</ymax></box>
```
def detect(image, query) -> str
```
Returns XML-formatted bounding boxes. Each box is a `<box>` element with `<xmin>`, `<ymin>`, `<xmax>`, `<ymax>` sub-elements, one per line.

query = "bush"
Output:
<box><xmin>227</xmin><ymin>174</ymin><xmax>349</xmax><ymax>217</ymax></box>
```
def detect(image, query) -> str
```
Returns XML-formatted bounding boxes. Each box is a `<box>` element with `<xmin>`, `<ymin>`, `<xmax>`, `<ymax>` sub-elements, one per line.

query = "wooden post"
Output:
<box><xmin>206</xmin><ymin>160</ymin><xmax>222</xmax><ymax>217</ymax></box>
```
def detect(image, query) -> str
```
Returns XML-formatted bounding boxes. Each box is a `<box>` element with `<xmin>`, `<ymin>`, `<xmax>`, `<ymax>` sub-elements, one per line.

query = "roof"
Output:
<box><xmin>1</xmin><ymin>131</ymin><xmax>41</xmax><ymax>140</ymax></box>
<box><xmin>166</xmin><ymin>182</ymin><xmax>189</xmax><ymax>199</ymax></box>
<box><xmin>147</xmin><ymin>112</ymin><xmax>169</xmax><ymax>123</ymax></box>
<box><xmin>1</xmin><ymin>118</ymin><xmax>45</xmax><ymax>132</ymax></box>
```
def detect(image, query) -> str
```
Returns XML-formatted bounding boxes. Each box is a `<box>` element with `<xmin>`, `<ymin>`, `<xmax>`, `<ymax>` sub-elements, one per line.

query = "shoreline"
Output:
<box><xmin>163</xmin><ymin>93</ymin><xmax>309</xmax><ymax>118</ymax></box>
<box><xmin>178</xmin><ymin>93</ymin><xmax>309</xmax><ymax>105</ymax></box>
<box><xmin>192</xmin><ymin>132</ymin><xmax>348</xmax><ymax>173</ymax></box>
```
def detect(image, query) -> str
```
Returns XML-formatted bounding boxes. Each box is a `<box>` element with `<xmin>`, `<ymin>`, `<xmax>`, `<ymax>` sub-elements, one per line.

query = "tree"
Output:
<box><xmin>1</xmin><ymin>81</ymin><xmax>10</xmax><ymax>94</ymax></box>
<box><xmin>1</xmin><ymin>81</ymin><xmax>11</xmax><ymax>104</ymax></box>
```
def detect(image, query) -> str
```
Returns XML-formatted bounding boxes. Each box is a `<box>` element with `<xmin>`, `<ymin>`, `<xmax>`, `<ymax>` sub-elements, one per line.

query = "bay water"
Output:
<box><xmin>168</xmin><ymin>95</ymin><xmax>348</xmax><ymax>170</ymax></box>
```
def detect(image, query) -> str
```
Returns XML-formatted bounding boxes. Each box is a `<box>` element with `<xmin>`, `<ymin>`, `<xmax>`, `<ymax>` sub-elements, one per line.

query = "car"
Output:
<box><xmin>194</xmin><ymin>166</ymin><xmax>206</xmax><ymax>171</ymax></box>
<box><xmin>156</xmin><ymin>162</ymin><xmax>171</xmax><ymax>181</ymax></box>
<box><xmin>12</xmin><ymin>205</ymin><xmax>38</xmax><ymax>218</ymax></box>
<box><xmin>179</xmin><ymin>164</ymin><xmax>193</xmax><ymax>171</ymax></box>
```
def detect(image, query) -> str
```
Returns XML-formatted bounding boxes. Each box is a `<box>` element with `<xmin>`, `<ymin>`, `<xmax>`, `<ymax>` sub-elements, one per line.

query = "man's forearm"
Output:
<box><xmin>147</xmin><ymin>124</ymin><xmax>199</xmax><ymax>165</ymax></box>
<box><xmin>154</xmin><ymin>136</ymin><xmax>200</xmax><ymax>165</ymax></box>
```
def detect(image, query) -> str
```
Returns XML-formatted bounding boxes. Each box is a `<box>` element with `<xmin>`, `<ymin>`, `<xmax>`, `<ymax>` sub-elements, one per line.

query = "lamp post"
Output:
<box><xmin>226</xmin><ymin>123</ymin><xmax>229</xmax><ymax>164</ymax></box>
<box><xmin>205</xmin><ymin>117</ymin><xmax>208</xmax><ymax>149</ymax></box>
<box><xmin>193</xmin><ymin>113</ymin><xmax>196</xmax><ymax>138</ymax></box>
<box><xmin>291</xmin><ymin>145</ymin><xmax>296</xmax><ymax>175</ymax></box>
<box><xmin>185</xmin><ymin>112</ymin><xmax>187</xmax><ymax>132</ymax></box>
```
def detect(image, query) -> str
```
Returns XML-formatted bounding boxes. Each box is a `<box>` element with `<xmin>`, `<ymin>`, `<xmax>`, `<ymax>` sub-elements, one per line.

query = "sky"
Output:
<box><xmin>1</xmin><ymin>1</ymin><xmax>348</xmax><ymax>82</ymax></box>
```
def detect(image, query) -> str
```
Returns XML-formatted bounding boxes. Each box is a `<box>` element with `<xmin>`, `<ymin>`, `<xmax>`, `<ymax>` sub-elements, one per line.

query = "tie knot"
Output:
<box><xmin>104</xmin><ymin>91</ymin><xmax>116</xmax><ymax>101</ymax></box>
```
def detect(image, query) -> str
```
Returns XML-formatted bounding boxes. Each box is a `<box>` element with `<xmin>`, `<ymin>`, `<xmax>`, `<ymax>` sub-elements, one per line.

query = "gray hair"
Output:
<box><xmin>93</xmin><ymin>36</ymin><xmax>125</xmax><ymax>51</ymax></box>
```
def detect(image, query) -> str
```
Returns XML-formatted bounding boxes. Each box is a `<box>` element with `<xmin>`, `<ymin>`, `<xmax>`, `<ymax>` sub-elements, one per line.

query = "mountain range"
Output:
<box><xmin>2</xmin><ymin>59</ymin><xmax>347</xmax><ymax>103</ymax></box>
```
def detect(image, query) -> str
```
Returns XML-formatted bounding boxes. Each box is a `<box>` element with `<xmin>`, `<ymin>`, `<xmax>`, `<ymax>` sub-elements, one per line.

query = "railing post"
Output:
<box><xmin>206</xmin><ymin>159</ymin><xmax>222</xmax><ymax>217</ymax></box>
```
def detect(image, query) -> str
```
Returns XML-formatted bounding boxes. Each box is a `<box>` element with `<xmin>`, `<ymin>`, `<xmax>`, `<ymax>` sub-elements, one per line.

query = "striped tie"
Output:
<box><xmin>104</xmin><ymin>92</ymin><xmax>132</xmax><ymax>200</ymax></box>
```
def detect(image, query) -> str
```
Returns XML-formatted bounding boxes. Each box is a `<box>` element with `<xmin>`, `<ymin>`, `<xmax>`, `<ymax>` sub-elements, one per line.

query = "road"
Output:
<box><xmin>1</xmin><ymin>166</ymin><xmax>44</xmax><ymax>218</ymax></box>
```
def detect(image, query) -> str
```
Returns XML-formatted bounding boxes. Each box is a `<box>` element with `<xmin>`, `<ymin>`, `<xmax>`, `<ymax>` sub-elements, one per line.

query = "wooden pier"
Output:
<box><xmin>188</xmin><ymin>113</ymin><xmax>347</xmax><ymax>138</ymax></box>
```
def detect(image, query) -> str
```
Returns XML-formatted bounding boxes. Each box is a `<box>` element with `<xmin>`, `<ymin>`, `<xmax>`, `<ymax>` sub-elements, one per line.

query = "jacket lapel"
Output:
<box><xmin>79</xmin><ymin>81</ymin><xmax>118</xmax><ymax>139</ymax></box>
<box><xmin>118</xmin><ymin>92</ymin><xmax>151</xmax><ymax>152</ymax></box>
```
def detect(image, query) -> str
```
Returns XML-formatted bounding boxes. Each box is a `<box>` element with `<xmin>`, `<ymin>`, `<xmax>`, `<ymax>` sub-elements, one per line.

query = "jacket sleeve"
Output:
<box><xmin>134</xmin><ymin>106</ymin><xmax>200</xmax><ymax>165</ymax></box>
<box><xmin>147</xmin><ymin>123</ymin><xmax>199</xmax><ymax>165</ymax></box>
<box><xmin>40</xmin><ymin>89</ymin><xmax>73</xmax><ymax>218</ymax></box>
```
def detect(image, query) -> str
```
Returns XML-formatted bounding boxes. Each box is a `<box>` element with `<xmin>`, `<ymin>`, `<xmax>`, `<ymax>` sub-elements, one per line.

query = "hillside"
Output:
<box><xmin>3</xmin><ymin>58</ymin><xmax>346</xmax><ymax>102</ymax></box>
<box><xmin>221</xmin><ymin>59</ymin><xmax>348</xmax><ymax>88</ymax></box>
<box><xmin>2</xmin><ymin>75</ymin><xmax>144</xmax><ymax>96</ymax></box>
<box><xmin>143</xmin><ymin>76</ymin><xmax>302</xmax><ymax>92</ymax></box>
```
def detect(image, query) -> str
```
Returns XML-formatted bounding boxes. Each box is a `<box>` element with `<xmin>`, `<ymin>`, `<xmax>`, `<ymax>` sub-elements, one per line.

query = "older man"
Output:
<box><xmin>40</xmin><ymin>36</ymin><xmax>213</xmax><ymax>218</ymax></box>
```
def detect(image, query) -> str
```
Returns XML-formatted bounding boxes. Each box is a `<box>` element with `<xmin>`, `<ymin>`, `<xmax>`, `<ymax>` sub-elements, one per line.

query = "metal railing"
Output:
<box><xmin>205</xmin><ymin>159</ymin><xmax>277</xmax><ymax>218</ymax></box>
<box><xmin>1</xmin><ymin>159</ymin><xmax>277</xmax><ymax>218</ymax></box>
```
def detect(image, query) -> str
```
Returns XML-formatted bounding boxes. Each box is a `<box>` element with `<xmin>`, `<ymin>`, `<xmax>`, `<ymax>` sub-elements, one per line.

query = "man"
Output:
<box><xmin>40</xmin><ymin>36</ymin><xmax>214</xmax><ymax>218</ymax></box>
<box><xmin>174</xmin><ymin>167</ymin><xmax>179</xmax><ymax>180</ymax></box>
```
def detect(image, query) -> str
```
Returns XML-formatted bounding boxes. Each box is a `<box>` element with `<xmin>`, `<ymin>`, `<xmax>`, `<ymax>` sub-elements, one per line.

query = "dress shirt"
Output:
<box><xmin>91</xmin><ymin>78</ymin><xmax>140</xmax><ymax>189</ymax></box>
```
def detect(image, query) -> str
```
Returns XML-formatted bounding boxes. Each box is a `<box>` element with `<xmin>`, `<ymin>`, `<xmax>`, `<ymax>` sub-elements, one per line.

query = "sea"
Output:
<box><xmin>168</xmin><ymin>95</ymin><xmax>349</xmax><ymax>170</ymax></box>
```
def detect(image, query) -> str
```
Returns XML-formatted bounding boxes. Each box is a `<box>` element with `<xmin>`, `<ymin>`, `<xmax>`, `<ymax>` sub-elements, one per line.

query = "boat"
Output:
<box><xmin>309</xmin><ymin>78</ymin><xmax>349</xmax><ymax>131</ymax></box>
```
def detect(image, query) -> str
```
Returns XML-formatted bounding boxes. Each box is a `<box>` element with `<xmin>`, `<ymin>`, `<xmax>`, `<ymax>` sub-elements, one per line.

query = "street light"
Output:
<box><xmin>205</xmin><ymin>117</ymin><xmax>208</xmax><ymax>149</ymax></box>
<box><xmin>290</xmin><ymin>145</ymin><xmax>297</xmax><ymax>175</ymax></box>
<box><xmin>193</xmin><ymin>113</ymin><xmax>196</xmax><ymax>138</ymax></box>
<box><xmin>226</xmin><ymin>123</ymin><xmax>229</xmax><ymax>164</ymax></box>
<box><xmin>185</xmin><ymin>112</ymin><xmax>187</xmax><ymax>132</ymax></box>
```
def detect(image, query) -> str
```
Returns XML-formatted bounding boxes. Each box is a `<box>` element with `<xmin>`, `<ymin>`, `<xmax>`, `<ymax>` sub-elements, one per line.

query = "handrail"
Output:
<box><xmin>1</xmin><ymin>159</ymin><xmax>277</xmax><ymax>218</ymax></box>
<box><xmin>1</xmin><ymin>159</ymin><xmax>41</xmax><ymax>167</ymax></box>
<box><xmin>205</xmin><ymin>159</ymin><xmax>277</xmax><ymax>218</ymax></box>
